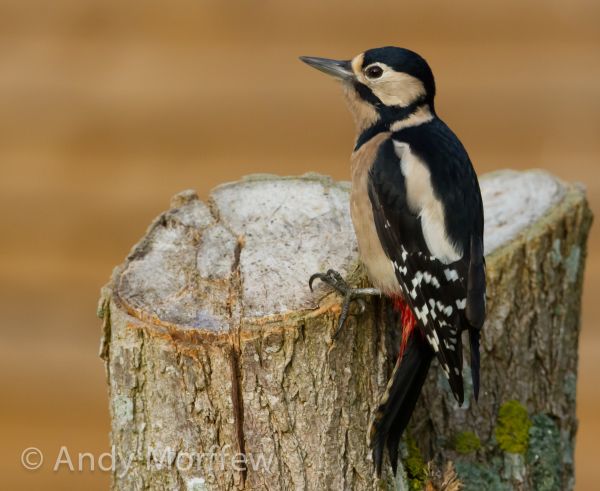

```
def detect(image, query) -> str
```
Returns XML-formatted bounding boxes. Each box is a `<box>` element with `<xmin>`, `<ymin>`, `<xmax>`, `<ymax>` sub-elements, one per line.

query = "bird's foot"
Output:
<box><xmin>309</xmin><ymin>269</ymin><xmax>381</xmax><ymax>339</ymax></box>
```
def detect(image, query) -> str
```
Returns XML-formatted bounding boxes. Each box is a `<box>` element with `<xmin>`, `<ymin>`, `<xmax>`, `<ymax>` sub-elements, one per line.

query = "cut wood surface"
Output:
<box><xmin>98</xmin><ymin>170</ymin><xmax>591</xmax><ymax>490</ymax></box>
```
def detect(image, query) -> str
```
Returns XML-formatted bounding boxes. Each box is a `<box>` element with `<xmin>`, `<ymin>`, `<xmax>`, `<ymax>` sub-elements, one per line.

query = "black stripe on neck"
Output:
<box><xmin>354</xmin><ymin>98</ymin><xmax>429</xmax><ymax>151</ymax></box>
<box><xmin>354</xmin><ymin>120</ymin><xmax>388</xmax><ymax>151</ymax></box>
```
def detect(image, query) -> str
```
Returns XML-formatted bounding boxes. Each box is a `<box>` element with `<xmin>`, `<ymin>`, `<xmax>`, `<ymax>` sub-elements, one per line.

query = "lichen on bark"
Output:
<box><xmin>495</xmin><ymin>401</ymin><xmax>531</xmax><ymax>454</ymax></box>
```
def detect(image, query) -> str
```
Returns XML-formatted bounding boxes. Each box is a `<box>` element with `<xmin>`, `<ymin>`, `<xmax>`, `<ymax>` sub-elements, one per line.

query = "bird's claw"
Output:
<box><xmin>309</xmin><ymin>269</ymin><xmax>372</xmax><ymax>338</ymax></box>
<box><xmin>309</xmin><ymin>269</ymin><xmax>349</xmax><ymax>295</ymax></box>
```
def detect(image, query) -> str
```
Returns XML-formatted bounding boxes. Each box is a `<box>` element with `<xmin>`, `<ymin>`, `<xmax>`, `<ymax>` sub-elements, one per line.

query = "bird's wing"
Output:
<box><xmin>368</xmin><ymin>133</ymin><xmax>483</xmax><ymax>403</ymax></box>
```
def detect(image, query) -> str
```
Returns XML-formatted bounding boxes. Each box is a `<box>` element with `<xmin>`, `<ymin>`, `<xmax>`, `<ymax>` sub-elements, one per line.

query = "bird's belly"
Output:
<box><xmin>350</xmin><ymin>133</ymin><xmax>401</xmax><ymax>296</ymax></box>
<box><xmin>351</xmin><ymin>198</ymin><xmax>400</xmax><ymax>295</ymax></box>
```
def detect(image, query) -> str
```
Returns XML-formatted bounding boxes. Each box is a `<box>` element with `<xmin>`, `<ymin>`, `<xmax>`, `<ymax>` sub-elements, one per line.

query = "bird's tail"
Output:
<box><xmin>369</xmin><ymin>317</ymin><xmax>433</xmax><ymax>476</ymax></box>
<box><xmin>469</xmin><ymin>328</ymin><xmax>480</xmax><ymax>401</ymax></box>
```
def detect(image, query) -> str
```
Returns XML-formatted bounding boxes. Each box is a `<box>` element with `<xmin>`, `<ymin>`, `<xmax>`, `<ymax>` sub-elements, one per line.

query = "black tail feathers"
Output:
<box><xmin>469</xmin><ymin>328</ymin><xmax>481</xmax><ymax>401</ymax></box>
<box><xmin>369</xmin><ymin>335</ymin><xmax>433</xmax><ymax>476</ymax></box>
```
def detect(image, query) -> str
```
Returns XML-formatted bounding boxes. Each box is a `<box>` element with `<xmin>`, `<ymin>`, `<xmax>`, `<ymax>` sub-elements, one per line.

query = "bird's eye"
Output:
<box><xmin>365</xmin><ymin>65</ymin><xmax>383</xmax><ymax>79</ymax></box>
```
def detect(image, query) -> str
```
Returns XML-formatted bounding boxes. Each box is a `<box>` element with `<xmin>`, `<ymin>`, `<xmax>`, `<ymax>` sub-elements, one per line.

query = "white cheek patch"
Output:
<box><xmin>371</xmin><ymin>71</ymin><xmax>426</xmax><ymax>107</ymax></box>
<box><xmin>353</xmin><ymin>58</ymin><xmax>426</xmax><ymax>108</ymax></box>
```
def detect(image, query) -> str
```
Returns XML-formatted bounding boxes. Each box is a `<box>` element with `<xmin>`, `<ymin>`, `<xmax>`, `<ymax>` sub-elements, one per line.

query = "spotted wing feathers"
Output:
<box><xmin>368</xmin><ymin>133</ymin><xmax>485</xmax><ymax>403</ymax></box>
<box><xmin>369</xmin><ymin>177</ymin><xmax>467</xmax><ymax>402</ymax></box>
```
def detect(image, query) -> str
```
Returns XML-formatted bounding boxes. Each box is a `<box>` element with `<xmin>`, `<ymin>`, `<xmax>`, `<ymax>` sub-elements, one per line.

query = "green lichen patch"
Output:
<box><xmin>453</xmin><ymin>431</ymin><xmax>481</xmax><ymax>454</ymax></box>
<box><xmin>455</xmin><ymin>461</ymin><xmax>510</xmax><ymax>491</ymax></box>
<box><xmin>495</xmin><ymin>400</ymin><xmax>532</xmax><ymax>454</ymax></box>
<box><xmin>404</xmin><ymin>436</ymin><xmax>427</xmax><ymax>491</ymax></box>
<box><xmin>527</xmin><ymin>414</ymin><xmax>561</xmax><ymax>491</ymax></box>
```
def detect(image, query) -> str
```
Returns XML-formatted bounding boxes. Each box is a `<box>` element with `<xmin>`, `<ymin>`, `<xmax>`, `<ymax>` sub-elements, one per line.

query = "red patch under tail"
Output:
<box><xmin>391</xmin><ymin>295</ymin><xmax>417</xmax><ymax>360</ymax></box>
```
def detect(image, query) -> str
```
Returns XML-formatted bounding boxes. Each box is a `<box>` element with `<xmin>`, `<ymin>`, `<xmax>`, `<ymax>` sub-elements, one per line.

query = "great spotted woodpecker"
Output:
<box><xmin>302</xmin><ymin>47</ymin><xmax>486</xmax><ymax>476</ymax></box>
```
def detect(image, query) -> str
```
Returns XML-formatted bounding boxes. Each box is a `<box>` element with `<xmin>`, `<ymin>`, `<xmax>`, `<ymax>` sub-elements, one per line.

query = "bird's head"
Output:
<box><xmin>300</xmin><ymin>47</ymin><xmax>436</xmax><ymax>134</ymax></box>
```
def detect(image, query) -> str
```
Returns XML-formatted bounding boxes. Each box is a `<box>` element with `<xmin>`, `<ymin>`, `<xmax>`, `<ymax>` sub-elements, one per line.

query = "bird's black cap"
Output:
<box><xmin>362</xmin><ymin>46</ymin><xmax>436</xmax><ymax>101</ymax></box>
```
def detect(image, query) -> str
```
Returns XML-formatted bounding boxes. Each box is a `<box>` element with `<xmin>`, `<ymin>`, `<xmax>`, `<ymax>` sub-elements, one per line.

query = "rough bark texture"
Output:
<box><xmin>98</xmin><ymin>170</ymin><xmax>592</xmax><ymax>491</ymax></box>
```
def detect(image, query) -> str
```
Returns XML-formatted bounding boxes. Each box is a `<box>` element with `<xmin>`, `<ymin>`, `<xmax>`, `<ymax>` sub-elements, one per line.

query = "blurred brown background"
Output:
<box><xmin>0</xmin><ymin>0</ymin><xmax>598</xmax><ymax>489</ymax></box>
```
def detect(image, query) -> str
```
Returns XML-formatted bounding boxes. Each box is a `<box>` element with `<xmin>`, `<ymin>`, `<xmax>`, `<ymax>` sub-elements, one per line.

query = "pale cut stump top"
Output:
<box><xmin>99</xmin><ymin>170</ymin><xmax>592</xmax><ymax>491</ymax></box>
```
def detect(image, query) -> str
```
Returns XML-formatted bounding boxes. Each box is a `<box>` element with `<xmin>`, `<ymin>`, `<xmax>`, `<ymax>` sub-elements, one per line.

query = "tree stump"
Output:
<box><xmin>98</xmin><ymin>170</ymin><xmax>592</xmax><ymax>491</ymax></box>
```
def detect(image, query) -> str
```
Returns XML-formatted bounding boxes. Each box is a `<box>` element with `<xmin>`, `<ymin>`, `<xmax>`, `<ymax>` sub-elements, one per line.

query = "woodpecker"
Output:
<box><xmin>301</xmin><ymin>47</ymin><xmax>486</xmax><ymax>476</ymax></box>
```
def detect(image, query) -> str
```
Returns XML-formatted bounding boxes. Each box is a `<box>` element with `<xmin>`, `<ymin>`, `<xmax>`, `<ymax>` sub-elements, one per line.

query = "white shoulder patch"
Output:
<box><xmin>393</xmin><ymin>140</ymin><xmax>463</xmax><ymax>264</ymax></box>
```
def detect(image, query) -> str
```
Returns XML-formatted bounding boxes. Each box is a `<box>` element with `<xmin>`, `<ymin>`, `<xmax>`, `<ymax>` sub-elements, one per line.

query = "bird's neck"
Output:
<box><xmin>354</xmin><ymin>101</ymin><xmax>434</xmax><ymax>151</ymax></box>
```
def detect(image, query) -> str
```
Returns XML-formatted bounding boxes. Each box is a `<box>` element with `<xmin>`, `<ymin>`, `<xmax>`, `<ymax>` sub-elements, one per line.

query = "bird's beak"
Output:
<box><xmin>299</xmin><ymin>56</ymin><xmax>354</xmax><ymax>81</ymax></box>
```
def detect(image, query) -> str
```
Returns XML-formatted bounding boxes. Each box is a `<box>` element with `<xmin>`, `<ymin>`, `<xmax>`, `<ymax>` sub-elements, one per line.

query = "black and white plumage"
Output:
<box><xmin>369</xmin><ymin>116</ymin><xmax>485</xmax><ymax>400</ymax></box>
<box><xmin>301</xmin><ymin>47</ymin><xmax>486</xmax><ymax>476</ymax></box>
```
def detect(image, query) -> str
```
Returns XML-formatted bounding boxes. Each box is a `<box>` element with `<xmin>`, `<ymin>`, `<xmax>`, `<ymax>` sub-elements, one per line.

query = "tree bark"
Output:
<box><xmin>98</xmin><ymin>170</ymin><xmax>592</xmax><ymax>491</ymax></box>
